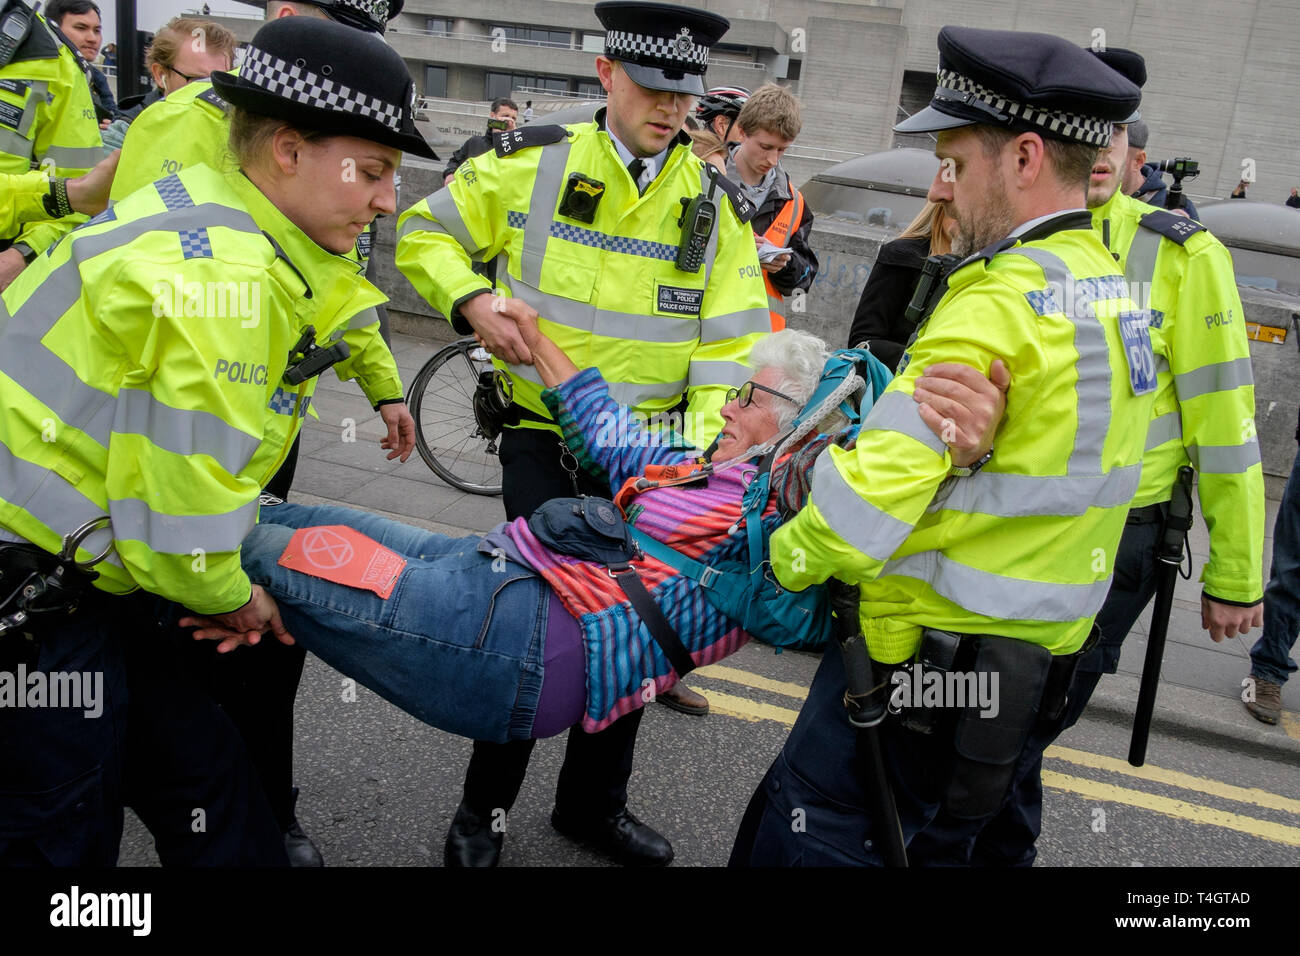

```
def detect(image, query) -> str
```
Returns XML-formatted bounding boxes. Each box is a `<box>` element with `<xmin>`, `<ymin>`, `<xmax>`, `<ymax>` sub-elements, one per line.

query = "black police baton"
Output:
<box><xmin>829</xmin><ymin>579</ymin><xmax>907</xmax><ymax>866</ymax></box>
<box><xmin>1128</xmin><ymin>465</ymin><xmax>1196</xmax><ymax>766</ymax></box>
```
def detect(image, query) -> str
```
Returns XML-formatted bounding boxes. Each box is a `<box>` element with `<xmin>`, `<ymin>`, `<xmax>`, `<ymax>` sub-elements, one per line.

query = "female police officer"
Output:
<box><xmin>0</xmin><ymin>15</ymin><xmax>435</xmax><ymax>865</ymax></box>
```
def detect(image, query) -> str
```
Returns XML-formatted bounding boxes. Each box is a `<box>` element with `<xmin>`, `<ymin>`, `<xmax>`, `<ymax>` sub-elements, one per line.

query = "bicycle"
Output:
<box><xmin>406</xmin><ymin>337</ymin><xmax>505</xmax><ymax>496</ymax></box>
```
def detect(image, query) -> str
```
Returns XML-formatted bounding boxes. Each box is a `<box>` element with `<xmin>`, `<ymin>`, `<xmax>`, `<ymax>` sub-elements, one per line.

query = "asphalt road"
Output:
<box><xmin>117</xmin><ymin>638</ymin><xmax>1299</xmax><ymax>867</ymax></box>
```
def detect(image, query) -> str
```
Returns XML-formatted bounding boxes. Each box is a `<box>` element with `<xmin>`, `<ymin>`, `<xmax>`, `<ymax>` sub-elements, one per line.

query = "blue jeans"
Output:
<box><xmin>244</xmin><ymin>502</ymin><xmax>550</xmax><ymax>743</ymax></box>
<box><xmin>1251</xmin><ymin>447</ymin><xmax>1300</xmax><ymax>685</ymax></box>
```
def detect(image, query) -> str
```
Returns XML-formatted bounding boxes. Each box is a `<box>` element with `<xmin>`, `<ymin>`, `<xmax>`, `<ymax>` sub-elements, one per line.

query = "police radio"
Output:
<box><xmin>0</xmin><ymin>2</ymin><xmax>33</xmax><ymax>68</ymax></box>
<box><xmin>675</xmin><ymin>166</ymin><xmax>719</xmax><ymax>273</ymax></box>
<box><xmin>283</xmin><ymin>325</ymin><xmax>351</xmax><ymax>385</ymax></box>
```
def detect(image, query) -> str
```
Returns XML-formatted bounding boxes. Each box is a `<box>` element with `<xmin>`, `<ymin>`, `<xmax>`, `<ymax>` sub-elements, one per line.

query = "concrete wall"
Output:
<box><xmin>798</xmin><ymin>17</ymin><xmax>908</xmax><ymax>157</ymax></box>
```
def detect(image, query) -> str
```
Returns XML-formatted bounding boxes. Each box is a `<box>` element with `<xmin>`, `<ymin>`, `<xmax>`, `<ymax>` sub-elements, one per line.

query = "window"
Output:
<box><xmin>486</xmin><ymin>72</ymin><xmax>574</xmax><ymax>100</ymax></box>
<box><xmin>426</xmin><ymin>18</ymin><xmax>452</xmax><ymax>36</ymax></box>
<box><xmin>425</xmin><ymin>65</ymin><xmax>447</xmax><ymax>99</ymax></box>
<box><xmin>575</xmin><ymin>80</ymin><xmax>604</xmax><ymax>98</ymax></box>
<box><xmin>489</xmin><ymin>24</ymin><xmax>572</xmax><ymax>48</ymax></box>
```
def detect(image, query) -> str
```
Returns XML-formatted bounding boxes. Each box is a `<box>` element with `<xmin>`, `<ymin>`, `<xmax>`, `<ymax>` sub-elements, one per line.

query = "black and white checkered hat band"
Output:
<box><xmin>936</xmin><ymin>69</ymin><xmax>1112</xmax><ymax>146</ymax></box>
<box><xmin>240</xmin><ymin>45</ymin><xmax>402</xmax><ymax>131</ymax></box>
<box><xmin>606</xmin><ymin>29</ymin><xmax>710</xmax><ymax>71</ymax></box>
<box><xmin>333</xmin><ymin>0</ymin><xmax>388</xmax><ymax>25</ymax></box>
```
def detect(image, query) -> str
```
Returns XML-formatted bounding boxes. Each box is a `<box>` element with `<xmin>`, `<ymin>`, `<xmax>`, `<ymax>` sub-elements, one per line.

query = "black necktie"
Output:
<box><xmin>627</xmin><ymin>158</ymin><xmax>646</xmax><ymax>195</ymax></box>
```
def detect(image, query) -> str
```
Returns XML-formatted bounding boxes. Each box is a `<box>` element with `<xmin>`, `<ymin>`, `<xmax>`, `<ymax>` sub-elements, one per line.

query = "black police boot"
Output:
<box><xmin>284</xmin><ymin>787</ymin><xmax>324</xmax><ymax>867</ymax></box>
<box><xmin>444</xmin><ymin>801</ymin><xmax>504</xmax><ymax>867</ymax></box>
<box><xmin>550</xmin><ymin>807</ymin><xmax>674</xmax><ymax>867</ymax></box>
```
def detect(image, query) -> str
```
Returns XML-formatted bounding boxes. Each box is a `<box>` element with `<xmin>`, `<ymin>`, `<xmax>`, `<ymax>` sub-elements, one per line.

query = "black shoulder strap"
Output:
<box><xmin>963</xmin><ymin>234</ymin><xmax>1020</xmax><ymax>268</ymax></box>
<box><xmin>710</xmin><ymin>170</ymin><xmax>756</xmax><ymax>224</ymax></box>
<box><xmin>609</xmin><ymin>565</ymin><xmax>696</xmax><ymax>677</ymax></box>
<box><xmin>197</xmin><ymin>86</ymin><xmax>230</xmax><ymax>113</ymax></box>
<box><xmin>492</xmin><ymin>124</ymin><xmax>569</xmax><ymax>158</ymax></box>
<box><xmin>7</xmin><ymin>2</ymin><xmax>57</xmax><ymax>64</ymax></box>
<box><xmin>1137</xmin><ymin>208</ymin><xmax>1205</xmax><ymax>245</ymax></box>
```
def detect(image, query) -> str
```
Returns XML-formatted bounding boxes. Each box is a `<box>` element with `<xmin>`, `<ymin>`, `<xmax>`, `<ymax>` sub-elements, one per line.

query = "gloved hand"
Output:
<box><xmin>101</xmin><ymin>119</ymin><xmax>130</xmax><ymax>151</ymax></box>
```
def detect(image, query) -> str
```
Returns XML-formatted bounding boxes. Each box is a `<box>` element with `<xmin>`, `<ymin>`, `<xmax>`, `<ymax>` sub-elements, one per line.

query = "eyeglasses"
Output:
<box><xmin>725</xmin><ymin>380</ymin><xmax>798</xmax><ymax>409</ymax></box>
<box><xmin>166</xmin><ymin>65</ymin><xmax>208</xmax><ymax>85</ymax></box>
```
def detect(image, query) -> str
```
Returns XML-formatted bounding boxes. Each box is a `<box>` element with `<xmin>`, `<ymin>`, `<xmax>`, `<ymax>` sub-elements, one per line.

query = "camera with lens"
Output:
<box><xmin>557</xmin><ymin>173</ymin><xmax>606</xmax><ymax>224</ymax></box>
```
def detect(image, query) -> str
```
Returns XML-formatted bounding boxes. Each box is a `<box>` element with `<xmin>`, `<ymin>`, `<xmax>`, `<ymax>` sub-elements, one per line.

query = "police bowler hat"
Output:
<box><xmin>250</xmin><ymin>0</ymin><xmax>404</xmax><ymax>35</ymax></box>
<box><xmin>211</xmin><ymin>17</ymin><xmax>437</xmax><ymax>159</ymax></box>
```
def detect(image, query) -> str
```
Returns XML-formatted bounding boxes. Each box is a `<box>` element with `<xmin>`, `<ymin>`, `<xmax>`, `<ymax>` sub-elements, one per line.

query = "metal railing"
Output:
<box><xmin>389</xmin><ymin>28</ymin><xmax>579</xmax><ymax>51</ymax></box>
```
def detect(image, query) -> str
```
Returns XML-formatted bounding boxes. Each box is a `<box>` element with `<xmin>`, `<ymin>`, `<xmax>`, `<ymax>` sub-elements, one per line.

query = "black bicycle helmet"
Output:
<box><xmin>695</xmin><ymin>85</ymin><xmax>750</xmax><ymax>121</ymax></box>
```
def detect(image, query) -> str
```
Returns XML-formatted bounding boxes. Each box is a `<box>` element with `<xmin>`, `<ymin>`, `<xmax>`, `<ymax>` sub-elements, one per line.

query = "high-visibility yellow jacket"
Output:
<box><xmin>1</xmin><ymin>169</ymin><xmax>52</xmax><ymax>236</ymax></box>
<box><xmin>395</xmin><ymin>111</ymin><xmax>772</xmax><ymax>448</ymax></box>
<box><xmin>0</xmin><ymin>10</ymin><xmax>106</xmax><ymax>256</ymax></box>
<box><xmin>108</xmin><ymin>77</ymin><xmax>400</xmax><ymax>401</ymax></box>
<box><xmin>1091</xmin><ymin>190</ymin><xmax>1264</xmax><ymax>605</ymax></box>
<box><xmin>0</xmin><ymin>165</ymin><xmax>388</xmax><ymax>614</ymax></box>
<box><xmin>773</xmin><ymin>214</ymin><xmax>1156</xmax><ymax>663</ymax></box>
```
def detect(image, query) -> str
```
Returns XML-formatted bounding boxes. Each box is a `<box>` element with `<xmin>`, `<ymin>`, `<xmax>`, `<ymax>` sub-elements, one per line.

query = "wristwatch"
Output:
<box><xmin>949</xmin><ymin>448</ymin><xmax>993</xmax><ymax>478</ymax></box>
<box><xmin>41</xmin><ymin>176</ymin><xmax>73</xmax><ymax>219</ymax></box>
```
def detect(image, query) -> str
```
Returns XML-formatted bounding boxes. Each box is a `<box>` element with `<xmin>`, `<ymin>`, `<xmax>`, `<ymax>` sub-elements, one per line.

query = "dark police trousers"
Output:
<box><xmin>0</xmin><ymin>587</ymin><xmax>285</xmax><ymax>865</ymax></box>
<box><xmin>906</xmin><ymin>515</ymin><xmax>1163</xmax><ymax>865</ymax></box>
<box><xmin>457</xmin><ymin>426</ymin><xmax>646</xmax><ymax>821</ymax></box>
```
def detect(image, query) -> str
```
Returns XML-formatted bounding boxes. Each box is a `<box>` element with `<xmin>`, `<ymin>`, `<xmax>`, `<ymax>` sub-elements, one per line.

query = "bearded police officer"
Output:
<box><xmin>107</xmin><ymin>0</ymin><xmax>417</xmax><ymax>867</ymax></box>
<box><xmin>0</xmin><ymin>0</ymin><xmax>107</xmax><ymax>291</ymax></box>
<box><xmin>397</xmin><ymin>0</ymin><xmax>771</xmax><ymax>867</ymax></box>
<box><xmin>729</xmin><ymin>26</ymin><xmax>1152</xmax><ymax>866</ymax></box>
<box><xmin>0</xmin><ymin>15</ymin><xmax>434</xmax><ymax>866</ymax></box>
<box><xmin>908</xmin><ymin>48</ymin><xmax>1264</xmax><ymax>866</ymax></box>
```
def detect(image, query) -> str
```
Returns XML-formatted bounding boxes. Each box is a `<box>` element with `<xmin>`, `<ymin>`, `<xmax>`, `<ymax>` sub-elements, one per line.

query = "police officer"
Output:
<box><xmin>0</xmin><ymin>149</ymin><xmax>115</xmax><ymax>234</ymax></box>
<box><xmin>108</xmin><ymin>0</ymin><xmax>418</xmax><ymax>867</ymax></box>
<box><xmin>0</xmin><ymin>15</ymin><xmax>436</xmax><ymax>866</ymax></box>
<box><xmin>397</xmin><ymin>0</ymin><xmax>771</xmax><ymax>867</ymax></box>
<box><xmin>729</xmin><ymin>26</ymin><xmax>1150</xmax><ymax>866</ymax></box>
<box><xmin>908</xmin><ymin>48</ymin><xmax>1265</xmax><ymax>866</ymax></box>
<box><xmin>0</xmin><ymin>0</ymin><xmax>107</xmax><ymax>291</ymax></box>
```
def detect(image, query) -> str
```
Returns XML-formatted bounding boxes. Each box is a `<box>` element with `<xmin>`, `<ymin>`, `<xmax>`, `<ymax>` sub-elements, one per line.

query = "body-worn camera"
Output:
<box><xmin>558</xmin><ymin>173</ymin><xmax>606</xmax><ymax>224</ymax></box>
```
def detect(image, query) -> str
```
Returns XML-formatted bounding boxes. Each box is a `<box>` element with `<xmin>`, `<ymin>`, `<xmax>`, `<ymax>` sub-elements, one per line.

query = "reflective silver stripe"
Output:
<box><xmin>40</xmin><ymin>144</ymin><xmax>109</xmax><ymax>170</ymax></box>
<box><xmin>701</xmin><ymin>307</ymin><xmax>771</xmax><ymax>343</ymax></box>
<box><xmin>1125</xmin><ymin>226</ymin><xmax>1162</xmax><ymax>308</ymax></box>
<box><xmin>0</xmin><ymin>440</ymin><xmax>121</xmax><ymax>567</ymax></box>
<box><xmin>1008</xmin><ymin>247</ymin><xmax>1112</xmax><ymax>473</ymax></box>
<box><xmin>1174</xmin><ymin>357</ymin><xmax>1255</xmax><ymax>400</ymax></box>
<box><xmin>861</xmin><ymin>390</ymin><xmax>946</xmax><ymax>456</ymax></box>
<box><xmin>347</xmin><ymin>306</ymin><xmax>380</xmax><ymax>330</ymax></box>
<box><xmin>939</xmin><ymin>464</ymin><xmax>1141</xmax><ymax>518</ymax></box>
<box><xmin>883</xmin><ymin>551</ymin><xmax>1113</xmax><ymax>622</ymax></box>
<box><xmin>0</xmin><ymin>203</ymin><xmax>264</xmax><ymax>446</ymax></box>
<box><xmin>16</xmin><ymin>80</ymin><xmax>44</xmax><ymax>138</ymax></box>
<box><xmin>810</xmin><ymin>451</ymin><xmax>913</xmax><ymax>562</ymax></box>
<box><xmin>0</xmin><ymin>126</ymin><xmax>33</xmax><ymax>164</ymax></box>
<box><xmin>688</xmin><ymin>359</ymin><xmax>749</xmax><ymax>389</ymax></box>
<box><xmin>399</xmin><ymin>199</ymin><xmax>482</xmax><ymax>257</ymax></box>
<box><xmin>1145</xmin><ymin>411</ymin><xmax>1182</xmax><ymax>451</ymax></box>
<box><xmin>611</xmin><ymin>378</ymin><xmax>688</xmax><ymax>406</ymax></box>
<box><xmin>511</xmin><ymin>284</ymin><xmax>699</xmax><ymax>343</ymax></box>
<box><xmin>115</xmin><ymin>388</ymin><xmax>260</xmax><ymax>474</ymax></box>
<box><xmin>1186</xmin><ymin>442</ymin><xmax>1261</xmax><ymax>474</ymax></box>
<box><xmin>109</xmin><ymin>496</ymin><xmax>259</xmax><ymax>554</ymax></box>
<box><xmin>521</xmin><ymin>139</ymin><xmax>572</xmax><ymax>287</ymax></box>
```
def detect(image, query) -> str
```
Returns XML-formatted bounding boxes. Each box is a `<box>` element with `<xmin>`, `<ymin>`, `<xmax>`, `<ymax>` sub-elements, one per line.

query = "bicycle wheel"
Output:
<box><xmin>407</xmin><ymin>338</ymin><xmax>504</xmax><ymax>496</ymax></box>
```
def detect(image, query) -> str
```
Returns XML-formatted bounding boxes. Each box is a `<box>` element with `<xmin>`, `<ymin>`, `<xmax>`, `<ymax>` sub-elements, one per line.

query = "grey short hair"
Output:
<box><xmin>748</xmin><ymin>329</ymin><xmax>831</xmax><ymax>430</ymax></box>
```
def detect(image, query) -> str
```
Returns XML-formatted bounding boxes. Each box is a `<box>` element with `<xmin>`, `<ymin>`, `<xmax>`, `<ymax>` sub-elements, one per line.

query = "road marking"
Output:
<box><xmin>1282</xmin><ymin>710</ymin><xmax>1300</xmax><ymax>742</ymax></box>
<box><xmin>1042</xmin><ymin>771</ymin><xmax>1300</xmax><ymax>847</ymax></box>
<box><xmin>693</xmin><ymin>664</ymin><xmax>809</xmax><ymax>702</ymax></box>
<box><xmin>704</xmin><ymin>690</ymin><xmax>801</xmax><ymax>726</ymax></box>
<box><xmin>1045</xmin><ymin>745</ymin><xmax>1300</xmax><ymax>815</ymax></box>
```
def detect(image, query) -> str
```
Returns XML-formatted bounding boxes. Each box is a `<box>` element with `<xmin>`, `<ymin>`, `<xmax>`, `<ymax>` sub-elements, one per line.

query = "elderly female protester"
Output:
<box><xmin>0</xmin><ymin>16</ymin><xmax>431</xmax><ymax>866</ymax></box>
<box><xmin>185</xmin><ymin>321</ymin><xmax>1005</xmax><ymax>748</ymax></box>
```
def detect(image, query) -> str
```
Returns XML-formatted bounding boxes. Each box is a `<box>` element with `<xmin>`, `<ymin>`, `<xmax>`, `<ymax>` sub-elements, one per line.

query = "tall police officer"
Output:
<box><xmin>397</xmin><ymin>0</ymin><xmax>771</xmax><ymax>866</ymax></box>
<box><xmin>0</xmin><ymin>15</ymin><xmax>435</xmax><ymax>866</ymax></box>
<box><xmin>908</xmin><ymin>48</ymin><xmax>1264</xmax><ymax>866</ymax></box>
<box><xmin>0</xmin><ymin>0</ymin><xmax>107</xmax><ymax>291</ymax></box>
<box><xmin>729</xmin><ymin>26</ymin><xmax>1152</xmax><ymax>866</ymax></box>
<box><xmin>108</xmin><ymin>0</ymin><xmax>417</xmax><ymax>867</ymax></box>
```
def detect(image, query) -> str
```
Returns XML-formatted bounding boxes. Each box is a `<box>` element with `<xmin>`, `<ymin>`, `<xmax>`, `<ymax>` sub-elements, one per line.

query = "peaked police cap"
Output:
<box><xmin>211</xmin><ymin>17</ymin><xmax>437</xmax><ymax>159</ymax></box>
<box><xmin>595</xmin><ymin>1</ymin><xmax>730</xmax><ymax>95</ymax></box>
<box><xmin>1090</xmin><ymin>47</ymin><xmax>1146</xmax><ymax>123</ymax></box>
<box><xmin>895</xmin><ymin>26</ymin><xmax>1142</xmax><ymax>148</ymax></box>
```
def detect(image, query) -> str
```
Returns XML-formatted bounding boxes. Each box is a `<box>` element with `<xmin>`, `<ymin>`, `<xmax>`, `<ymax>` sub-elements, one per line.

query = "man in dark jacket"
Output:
<box><xmin>442</xmin><ymin>98</ymin><xmax>519</xmax><ymax>184</ymax></box>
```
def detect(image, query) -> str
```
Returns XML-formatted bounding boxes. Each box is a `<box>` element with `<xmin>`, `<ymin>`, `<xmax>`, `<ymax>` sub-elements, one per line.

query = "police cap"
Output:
<box><xmin>1090</xmin><ymin>47</ymin><xmax>1146</xmax><ymax>123</ymax></box>
<box><xmin>251</xmin><ymin>0</ymin><xmax>404</xmax><ymax>35</ymax></box>
<box><xmin>895</xmin><ymin>26</ymin><xmax>1142</xmax><ymax>148</ymax></box>
<box><xmin>210</xmin><ymin>17</ymin><xmax>437</xmax><ymax>159</ymax></box>
<box><xmin>594</xmin><ymin>1</ymin><xmax>730</xmax><ymax>96</ymax></box>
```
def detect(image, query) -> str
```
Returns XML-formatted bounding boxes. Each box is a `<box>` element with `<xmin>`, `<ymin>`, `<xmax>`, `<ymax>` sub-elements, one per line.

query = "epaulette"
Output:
<box><xmin>960</xmin><ymin>235</ymin><xmax>1019</xmax><ymax>268</ymax></box>
<box><xmin>709</xmin><ymin>171</ymin><xmax>756</xmax><ymax>224</ymax></box>
<box><xmin>197</xmin><ymin>87</ymin><xmax>230</xmax><ymax>113</ymax></box>
<box><xmin>492</xmin><ymin>125</ymin><xmax>570</xmax><ymax>158</ymax></box>
<box><xmin>8</xmin><ymin>6</ymin><xmax>58</xmax><ymax>63</ymax></box>
<box><xmin>1137</xmin><ymin>208</ymin><xmax>1205</xmax><ymax>245</ymax></box>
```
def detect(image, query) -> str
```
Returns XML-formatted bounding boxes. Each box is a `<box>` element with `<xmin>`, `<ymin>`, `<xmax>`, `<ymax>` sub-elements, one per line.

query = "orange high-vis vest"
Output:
<box><xmin>760</xmin><ymin>187</ymin><xmax>805</xmax><ymax>331</ymax></box>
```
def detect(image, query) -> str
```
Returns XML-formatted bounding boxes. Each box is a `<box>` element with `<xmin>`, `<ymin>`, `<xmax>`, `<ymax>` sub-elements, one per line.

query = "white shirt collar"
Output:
<box><xmin>607</xmin><ymin>128</ymin><xmax>670</xmax><ymax>192</ymax></box>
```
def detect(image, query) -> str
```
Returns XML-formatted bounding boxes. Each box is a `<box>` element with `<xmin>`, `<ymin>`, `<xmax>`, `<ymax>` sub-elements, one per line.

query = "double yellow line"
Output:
<box><xmin>689</xmin><ymin>663</ymin><xmax>1300</xmax><ymax>848</ymax></box>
